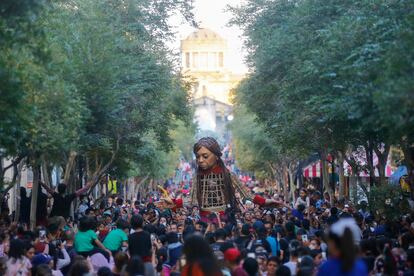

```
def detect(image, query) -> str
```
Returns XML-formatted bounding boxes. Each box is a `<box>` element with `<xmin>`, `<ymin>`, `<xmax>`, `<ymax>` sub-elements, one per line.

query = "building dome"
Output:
<box><xmin>185</xmin><ymin>28</ymin><xmax>224</xmax><ymax>41</ymax></box>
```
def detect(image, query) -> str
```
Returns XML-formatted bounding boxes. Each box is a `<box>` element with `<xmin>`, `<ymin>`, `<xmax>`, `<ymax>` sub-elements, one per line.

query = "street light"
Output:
<box><xmin>227</xmin><ymin>114</ymin><xmax>234</xmax><ymax>121</ymax></box>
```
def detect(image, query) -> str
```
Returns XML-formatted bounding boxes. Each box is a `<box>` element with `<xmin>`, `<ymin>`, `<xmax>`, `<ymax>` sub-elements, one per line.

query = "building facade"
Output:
<box><xmin>180</xmin><ymin>28</ymin><xmax>244</xmax><ymax>137</ymax></box>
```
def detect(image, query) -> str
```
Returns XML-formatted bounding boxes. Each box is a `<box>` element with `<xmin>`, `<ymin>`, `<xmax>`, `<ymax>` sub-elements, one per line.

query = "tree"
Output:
<box><xmin>230</xmin><ymin>0</ymin><xmax>414</xmax><ymax>203</ymax></box>
<box><xmin>1</xmin><ymin>0</ymin><xmax>195</xmax><ymax>228</ymax></box>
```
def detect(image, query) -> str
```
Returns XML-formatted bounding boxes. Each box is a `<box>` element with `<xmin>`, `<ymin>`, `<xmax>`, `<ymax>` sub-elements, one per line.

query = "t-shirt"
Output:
<box><xmin>284</xmin><ymin>261</ymin><xmax>297</xmax><ymax>276</ymax></box>
<box><xmin>211</xmin><ymin>241</ymin><xmax>233</xmax><ymax>260</ymax></box>
<box><xmin>266</xmin><ymin>236</ymin><xmax>279</xmax><ymax>256</ymax></box>
<box><xmin>50</xmin><ymin>192</ymin><xmax>77</xmax><ymax>218</ymax></box>
<box><xmin>75</xmin><ymin>230</ymin><xmax>97</xmax><ymax>253</ymax></box>
<box><xmin>292</xmin><ymin>209</ymin><xmax>304</xmax><ymax>221</ymax></box>
<box><xmin>103</xmin><ymin>229</ymin><xmax>128</xmax><ymax>251</ymax></box>
<box><xmin>317</xmin><ymin>258</ymin><xmax>368</xmax><ymax>276</ymax></box>
<box><xmin>128</xmin><ymin>230</ymin><xmax>152</xmax><ymax>258</ymax></box>
<box><xmin>5</xmin><ymin>257</ymin><xmax>32</xmax><ymax>276</ymax></box>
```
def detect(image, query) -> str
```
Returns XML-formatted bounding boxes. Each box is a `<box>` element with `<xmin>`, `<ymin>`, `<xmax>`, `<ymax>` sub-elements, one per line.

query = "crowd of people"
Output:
<box><xmin>0</xmin><ymin>182</ymin><xmax>414</xmax><ymax>276</ymax></box>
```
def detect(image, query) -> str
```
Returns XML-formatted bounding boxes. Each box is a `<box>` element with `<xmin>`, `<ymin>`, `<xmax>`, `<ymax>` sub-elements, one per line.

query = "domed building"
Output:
<box><xmin>181</xmin><ymin>28</ymin><xmax>244</xmax><ymax>136</ymax></box>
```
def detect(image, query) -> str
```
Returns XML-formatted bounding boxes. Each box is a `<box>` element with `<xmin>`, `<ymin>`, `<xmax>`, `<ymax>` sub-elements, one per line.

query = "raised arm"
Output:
<box><xmin>75</xmin><ymin>181</ymin><xmax>93</xmax><ymax>196</ymax></box>
<box><xmin>40</xmin><ymin>182</ymin><xmax>55</xmax><ymax>195</ymax></box>
<box><xmin>231</xmin><ymin>174</ymin><xmax>283</xmax><ymax>208</ymax></box>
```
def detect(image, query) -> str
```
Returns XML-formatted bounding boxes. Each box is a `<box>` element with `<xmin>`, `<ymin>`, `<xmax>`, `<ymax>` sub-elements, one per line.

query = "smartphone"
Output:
<box><xmin>302</xmin><ymin>234</ymin><xmax>308</xmax><ymax>243</ymax></box>
<box><xmin>39</xmin><ymin>230</ymin><xmax>46</xmax><ymax>241</ymax></box>
<box><xmin>247</xmin><ymin>252</ymin><xmax>256</xmax><ymax>259</ymax></box>
<box><xmin>150</xmin><ymin>234</ymin><xmax>156</xmax><ymax>242</ymax></box>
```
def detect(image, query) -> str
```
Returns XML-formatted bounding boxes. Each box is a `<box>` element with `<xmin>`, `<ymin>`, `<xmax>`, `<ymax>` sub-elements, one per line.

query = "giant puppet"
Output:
<box><xmin>161</xmin><ymin>137</ymin><xmax>282</xmax><ymax>222</ymax></box>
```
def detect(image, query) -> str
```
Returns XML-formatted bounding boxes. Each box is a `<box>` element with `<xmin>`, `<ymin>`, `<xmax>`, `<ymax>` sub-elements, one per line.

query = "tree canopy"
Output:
<box><xmin>229</xmin><ymin>0</ymin><xmax>414</xmax><ymax>197</ymax></box>
<box><xmin>0</xmin><ymin>0</ymin><xmax>195</xmax><ymax>192</ymax></box>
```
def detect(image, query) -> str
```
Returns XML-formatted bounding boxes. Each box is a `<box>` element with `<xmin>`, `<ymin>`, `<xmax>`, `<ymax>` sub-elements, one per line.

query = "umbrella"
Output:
<box><xmin>389</xmin><ymin>166</ymin><xmax>408</xmax><ymax>185</ymax></box>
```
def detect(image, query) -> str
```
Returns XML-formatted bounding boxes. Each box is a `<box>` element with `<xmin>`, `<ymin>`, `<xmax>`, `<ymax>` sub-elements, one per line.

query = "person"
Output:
<box><xmin>112</xmin><ymin>251</ymin><xmax>129</xmax><ymax>276</ymax></box>
<box><xmin>265</xmin><ymin>256</ymin><xmax>280</xmax><ymax>276</ymax></box>
<box><xmin>68</xmin><ymin>256</ymin><xmax>91</xmax><ymax>276</ymax></box>
<box><xmin>181</xmin><ymin>234</ymin><xmax>222</xmax><ymax>276</ymax></box>
<box><xmin>283</xmin><ymin>240</ymin><xmax>300</xmax><ymax>276</ymax></box>
<box><xmin>161</xmin><ymin>137</ymin><xmax>283</xmax><ymax>223</ymax></box>
<box><xmin>358</xmin><ymin>201</ymin><xmax>370</xmax><ymax>220</ymax></box>
<box><xmin>125</xmin><ymin>255</ymin><xmax>145</xmax><ymax>276</ymax></box>
<box><xmin>19</xmin><ymin>187</ymin><xmax>30</xmax><ymax>224</ymax></box>
<box><xmin>128</xmin><ymin>214</ymin><xmax>155</xmax><ymax>276</ymax></box>
<box><xmin>223</xmin><ymin>247</ymin><xmax>247</xmax><ymax>276</ymax></box>
<box><xmin>5</xmin><ymin>239</ymin><xmax>32</xmax><ymax>276</ymax></box>
<box><xmin>31</xmin><ymin>187</ymin><xmax>48</xmax><ymax>226</ymax></box>
<box><xmin>163</xmin><ymin>232</ymin><xmax>183</xmax><ymax>275</ymax></box>
<box><xmin>74</xmin><ymin>217</ymin><xmax>110</xmax><ymax>260</ymax></box>
<box><xmin>41</xmin><ymin>181</ymin><xmax>92</xmax><ymax>219</ymax></box>
<box><xmin>317</xmin><ymin>218</ymin><xmax>367</xmax><ymax>276</ymax></box>
<box><xmin>103</xmin><ymin>219</ymin><xmax>129</xmax><ymax>254</ymax></box>
<box><xmin>242</xmin><ymin>257</ymin><xmax>259</xmax><ymax>276</ymax></box>
<box><xmin>128</xmin><ymin>214</ymin><xmax>151</xmax><ymax>260</ymax></box>
<box><xmin>211</xmin><ymin>228</ymin><xmax>233</xmax><ymax>261</ymax></box>
<box><xmin>295</xmin><ymin>189</ymin><xmax>310</xmax><ymax>209</ymax></box>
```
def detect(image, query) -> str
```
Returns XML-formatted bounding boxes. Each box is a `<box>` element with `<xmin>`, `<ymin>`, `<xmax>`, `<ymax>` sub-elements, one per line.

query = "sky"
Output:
<box><xmin>169</xmin><ymin>0</ymin><xmax>248</xmax><ymax>74</ymax></box>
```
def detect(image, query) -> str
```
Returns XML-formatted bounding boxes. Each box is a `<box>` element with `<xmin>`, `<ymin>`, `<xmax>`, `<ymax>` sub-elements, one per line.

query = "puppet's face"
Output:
<box><xmin>195</xmin><ymin>146</ymin><xmax>218</xmax><ymax>171</ymax></box>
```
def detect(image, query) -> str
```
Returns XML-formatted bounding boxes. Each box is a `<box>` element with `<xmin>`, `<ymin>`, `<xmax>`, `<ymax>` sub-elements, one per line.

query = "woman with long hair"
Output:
<box><xmin>5</xmin><ymin>239</ymin><xmax>32</xmax><ymax>276</ymax></box>
<box><xmin>317</xmin><ymin>218</ymin><xmax>368</xmax><ymax>276</ymax></box>
<box><xmin>181</xmin><ymin>234</ymin><xmax>222</xmax><ymax>276</ymax></box>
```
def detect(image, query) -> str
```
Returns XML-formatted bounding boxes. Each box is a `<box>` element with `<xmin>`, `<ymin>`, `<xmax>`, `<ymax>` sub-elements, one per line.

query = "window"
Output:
<box><xmin>219</xmin><ymin>52</ymin><xmax>224</xmax><ymax>67</ymax></box>
<box><xmin>199</xmin><ymin>52</ymin><xmax>208</xmax><ymax>68</ymax></box>
<box><xmin>192</xmin><ymin>52</ymin><xmax>199</xmax><ymax>68</ymax></box>
<box><xmin>185</xmin><ymin>52</ymin><xmax>190</xmax><ymax>68</ymax></box>
<box><xmin>210</xmin><ymin>52</ymin><xmax>218</xmax><ymax>68</ymax></box>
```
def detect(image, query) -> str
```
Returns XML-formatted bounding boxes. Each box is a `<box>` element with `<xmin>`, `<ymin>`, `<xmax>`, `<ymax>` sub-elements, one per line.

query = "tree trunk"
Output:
<box><xmin>374</xmin><ymin>143</ymin><xmax>390</xmax><ymax>186</ymax></box>
<box><xmin>321</xmin><ymin>148</ymin><xmax>333</xmax><ymax>205</ymax></box>
<box><xmin>337</xmin><ymin>151</ymin><xmax>346</xmax><ymax>200</ymax></box>
<box><xmin>64</xmin><ymin>151</ymin><xmax>77</xmax><ymax>185</ymax></box>
<box><xmin>365</xmin><ymin>140</ymin><xmax>376</xmax><ymax>187</ymax></box>
<box><xmin>30</xmin><ymin>164</ymin><xmax>41</xmax><ymax>230</ymax></box>
<box><xmin>284</xmin><ymin>165</ymin><xmax>289</xmax><ymax>202</ymax></box>
<box><xmin>13</xmin><ymin>161</ymin><xmax>24</xmax><ymax>222</ymax></box>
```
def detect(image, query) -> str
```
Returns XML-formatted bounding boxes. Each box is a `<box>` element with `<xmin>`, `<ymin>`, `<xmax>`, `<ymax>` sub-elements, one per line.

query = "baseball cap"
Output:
<box><xmin>224</xmin><ymin>248</ymin><xmax>241</xmax><ymax>262</ymax></box>
<box><xmin>32</xmin><ymin>253</ymin><xmax>52</xmax><ymax>267</ymax></box>
<box><xmin>103</xmin><ymin>210</ymin><xmax>112</xmax><ymax>216</ymax></box>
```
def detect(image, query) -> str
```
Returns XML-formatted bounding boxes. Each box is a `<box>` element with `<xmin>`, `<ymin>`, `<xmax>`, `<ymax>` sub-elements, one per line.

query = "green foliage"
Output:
<box><xmin>230</xmin><ymin>0</ymin><xmax>414</xmax><ymax>192</ymax></box>
<box><xmin>0</xmin><ymin>0</ymin><xmax>194</xmax><ymax>185</ymax></box>
<box><xmin>229</xmin><ymin>105</ymin><xmax>279</xmax><ymax>178</ymax></box>
<box><xmin>367</xmin><ymin>185</ymin><xmax>411</xmax><ymax>221</ymax></box>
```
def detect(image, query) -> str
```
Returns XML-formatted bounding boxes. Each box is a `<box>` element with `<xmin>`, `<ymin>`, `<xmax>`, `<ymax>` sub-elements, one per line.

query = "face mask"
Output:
<box><xmin>309</xmin><ymin>244</ymin><xmax>316</xmax><ymax>250</ymax></box>
<box><xmin>161</xmin><ymin>222</ymin><xmax>167</xmax><ymax>226</ymax></box>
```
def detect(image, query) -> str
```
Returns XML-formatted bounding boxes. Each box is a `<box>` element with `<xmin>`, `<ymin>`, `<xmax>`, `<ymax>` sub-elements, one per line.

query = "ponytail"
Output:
<box><xmin>329</xmin><ymin>227</ymin><xmax>357</xmax><ymax>272</ymax></box>
<box><xmin>339</xmin><ymin>228</ymin><xmax>357</xmax><ymax>272</ymax></box>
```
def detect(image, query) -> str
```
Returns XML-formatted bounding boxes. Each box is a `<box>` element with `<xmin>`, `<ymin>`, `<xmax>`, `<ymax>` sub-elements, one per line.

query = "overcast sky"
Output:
<box><xmin>169</xmin><ymin>0</ymin><xmax>248</xmax><ymax>74</ymax></box>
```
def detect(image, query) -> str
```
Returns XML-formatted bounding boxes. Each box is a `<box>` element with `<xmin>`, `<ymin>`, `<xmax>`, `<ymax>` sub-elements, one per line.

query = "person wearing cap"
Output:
<box><xmin>31</xmin><ymin>253</ymin><xmax>53</xmax><ymax>269</ymax></box>
<box><xmin>223</xmin><ymin>247</ymin><xmax>248</xmax><ymax>276</ymax></box>
<box><xmin>317</xmin><ymin>218</ymin><xmax>367</xmax><ymax>276</ymax></box>
<box><xmin>160</xmin><ymin>137</ymin><xmax>283</xmax><ymax>223</ymax></box>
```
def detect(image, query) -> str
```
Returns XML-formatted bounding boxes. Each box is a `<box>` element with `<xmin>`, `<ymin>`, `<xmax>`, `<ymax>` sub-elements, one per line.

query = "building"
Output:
<box><xmin>180</xmin><ymin>28</ymin><xmax>244</xmax><ymax>137</ymax></box>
